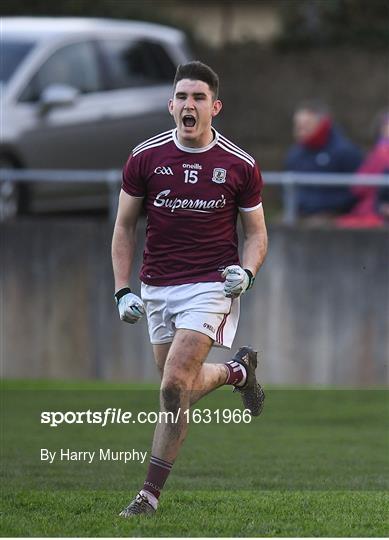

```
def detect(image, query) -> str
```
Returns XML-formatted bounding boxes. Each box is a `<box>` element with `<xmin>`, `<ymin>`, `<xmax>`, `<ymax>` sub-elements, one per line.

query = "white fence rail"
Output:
<box><xmin>1</xmin><ymin>169</ymin><xmax>388</xmax><ymax>223</ymax></box>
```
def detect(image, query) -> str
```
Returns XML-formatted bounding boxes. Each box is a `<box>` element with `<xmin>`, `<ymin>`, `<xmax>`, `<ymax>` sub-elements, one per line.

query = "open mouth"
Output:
<box><xmin>182</xmin><ymin>115</ymin><xmax>196</xmax><ymax>128</ymax></box>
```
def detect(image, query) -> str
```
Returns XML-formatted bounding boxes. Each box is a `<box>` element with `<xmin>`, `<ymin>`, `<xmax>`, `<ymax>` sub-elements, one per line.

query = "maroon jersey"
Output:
<box><xmin>122</xmin><ymin>128</ymin><xmax>263</xmax><ymax>286</ymax></box>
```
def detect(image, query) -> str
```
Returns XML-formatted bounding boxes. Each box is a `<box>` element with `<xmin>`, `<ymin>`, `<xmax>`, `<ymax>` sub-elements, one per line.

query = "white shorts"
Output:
<box><xmin>141</xmin><ymin>282</ymin><xmax>240</xmax><ymax>349</ymax></box>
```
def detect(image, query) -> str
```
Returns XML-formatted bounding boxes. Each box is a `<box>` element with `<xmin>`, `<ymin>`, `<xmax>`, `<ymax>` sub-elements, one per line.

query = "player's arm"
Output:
<box><xmin>240</xmin><ymin>204</ymin><xmax>268</xmax><ymax>275</ymax></box>
<box><xmin>222</xmin><ymin>205</ymin><xmax>268</xmax><ymax>298</ymax></box>
<box><xmin>112</xmin><ymin>189</ymin><xmax>143</xmax><ymax>290</ymax></box>
<box><xmin>111</xmin><ymin>190</ymin><xmax>145</xmax><ymax>323</ymax></box>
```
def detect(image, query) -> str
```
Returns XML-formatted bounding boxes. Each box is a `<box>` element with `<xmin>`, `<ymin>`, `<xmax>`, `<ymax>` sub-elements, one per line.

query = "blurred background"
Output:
<box><xmin>1</xmin><ymin>0</ymin><xmax>388</xmax><ymax>385</ymax></box>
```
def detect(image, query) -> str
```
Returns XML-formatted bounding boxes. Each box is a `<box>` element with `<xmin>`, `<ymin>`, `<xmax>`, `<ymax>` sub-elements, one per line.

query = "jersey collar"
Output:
<box><xmin>173</xmin><ymin>128</ymin><xmax>219</xmax><ymax>153</ymax></box>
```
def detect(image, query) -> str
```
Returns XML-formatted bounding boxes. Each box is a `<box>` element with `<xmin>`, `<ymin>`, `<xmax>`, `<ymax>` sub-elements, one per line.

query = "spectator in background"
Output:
<box><xmin>285</xmin><ymin>100</ymin><xmax>363</xmax><ymax>221</ymax></box>
<box><xmin>336</xmin><ymin>110</ymin><xmax>389</xmax><ymax>227</ymax></box>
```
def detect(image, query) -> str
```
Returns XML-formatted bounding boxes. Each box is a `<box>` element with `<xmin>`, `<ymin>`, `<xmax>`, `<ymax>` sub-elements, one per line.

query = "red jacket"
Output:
<box><xmin>351</xmin><ymin>138</ymin><xmax>389</xmax><ymax>214</ymax></box>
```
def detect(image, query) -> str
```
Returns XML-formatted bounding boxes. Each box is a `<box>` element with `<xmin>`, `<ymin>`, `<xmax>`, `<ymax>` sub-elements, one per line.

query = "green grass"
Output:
<box><xmin>1</xmin><ymin>380</ymin><xmax>388</xmax><ymax>537</ymax></box>
<box><xmin>2</xmin><ymin>490</ymin><xmax>388</xmax><ymax>537</ymax></box>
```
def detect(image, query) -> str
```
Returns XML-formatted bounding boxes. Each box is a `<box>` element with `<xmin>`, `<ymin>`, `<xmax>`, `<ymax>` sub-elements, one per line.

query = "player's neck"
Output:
<box><xmin>177</xmin><ymin>128</ymin><xmax>215</xmax><ymax>149</ymax></box>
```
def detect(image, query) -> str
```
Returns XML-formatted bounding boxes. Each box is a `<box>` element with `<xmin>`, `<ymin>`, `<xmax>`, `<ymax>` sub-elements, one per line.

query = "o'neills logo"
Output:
<box><xmin>182</xmin><ymin>163</ymin><xmax>202</xmax><ymax>170</ymax></box>
<box><xmin>153</xmin><ymin>189</ymin><xmax>226</xmax><ymax>213</ymax></box>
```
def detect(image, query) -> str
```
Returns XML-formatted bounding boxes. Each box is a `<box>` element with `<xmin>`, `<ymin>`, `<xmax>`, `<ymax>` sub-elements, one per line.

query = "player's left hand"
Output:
<box><xmin>222</xmin><ymin>265</ymin><xmax>254</xmax><ymax>298</ymax></box>
<box><xmin>114</xmin><ymin>287</ymin><xmax>145</xmax><ymax>324</ymax></box>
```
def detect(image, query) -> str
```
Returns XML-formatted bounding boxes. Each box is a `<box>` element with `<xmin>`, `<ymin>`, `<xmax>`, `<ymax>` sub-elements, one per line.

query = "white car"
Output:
<box><xmin>1</xmin><ymin>17</ymin><xmax>191</xmax><ymax>213</ymax></box>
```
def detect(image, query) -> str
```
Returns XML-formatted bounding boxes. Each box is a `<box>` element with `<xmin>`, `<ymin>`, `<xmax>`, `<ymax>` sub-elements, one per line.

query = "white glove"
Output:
<box><xmin>114</xmin><ymin>288</ymin><xmax>145</xmax><ymax>324</ymax></box>
<box><xmin>221</xmin><ymin>265</ymin><xmax>254</xmax><ymax>298</ymax></box>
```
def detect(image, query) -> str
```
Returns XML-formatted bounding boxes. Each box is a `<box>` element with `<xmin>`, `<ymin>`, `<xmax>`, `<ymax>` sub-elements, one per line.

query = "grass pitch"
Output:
<box><xmin>1</xmin><ymin>380</ymin><xmax>388</xmax><ymax>537</ymax></box>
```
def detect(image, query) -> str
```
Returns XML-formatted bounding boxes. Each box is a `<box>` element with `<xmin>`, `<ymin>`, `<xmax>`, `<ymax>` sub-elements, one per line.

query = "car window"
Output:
<box><xmin>19</xmin><ymin>41</ymin><xmax>101</xmax><ymax>102</ymax></box>
<box><xmin>100</xmin><ymin>39</ymin><xmax>176</xmax><ymax>89</ymax></box>
<box><xmin>0</xmin><ymin>40</ymin><xmax>36</xmax><ymax>83</ymax></box>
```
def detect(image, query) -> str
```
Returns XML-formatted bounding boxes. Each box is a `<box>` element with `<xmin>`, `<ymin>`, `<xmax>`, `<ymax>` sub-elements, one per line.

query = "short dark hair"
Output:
<box><xmin>295</xmin><ymin>99</ymin><xmax>330</xmax><ymax>117</ymax></box>
<box><xmin>173</xmin><ymin>61</ymin><xmax>219</xmax><ymax>99</ymax></box>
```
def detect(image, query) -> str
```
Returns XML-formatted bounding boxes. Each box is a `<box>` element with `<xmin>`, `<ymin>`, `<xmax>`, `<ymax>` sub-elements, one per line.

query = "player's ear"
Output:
<box><xmin>168</xmin><ymin>99</ymin><xmax>174</xmax><ymax>116</ymax></box>
<box><xmin>212</xmin><ymin>99</ymin><xmax>222</xmax><ymax>118</ymax></box>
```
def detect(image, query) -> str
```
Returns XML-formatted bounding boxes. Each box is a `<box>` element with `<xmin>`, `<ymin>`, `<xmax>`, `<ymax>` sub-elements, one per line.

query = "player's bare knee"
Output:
<box><xmin>161</xmin><ymin>382</ymin><xmax>181</xmax><ymax>414</ymax></box>
<box><xmin>161</xmin><ymin>375</ymin><xmax>189</xmax><ymax>414</ymax></box>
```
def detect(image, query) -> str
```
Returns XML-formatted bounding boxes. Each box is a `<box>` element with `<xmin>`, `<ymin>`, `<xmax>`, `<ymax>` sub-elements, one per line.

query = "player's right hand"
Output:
<box><xmin>114</xmin><ymin>288</ymin><xmax>145</xmax><ymax>324</ymax></box>
<box><xmin>221</xmin><ymin>265</ymin><xmax>251</xmax><ymax>298</ymax></box>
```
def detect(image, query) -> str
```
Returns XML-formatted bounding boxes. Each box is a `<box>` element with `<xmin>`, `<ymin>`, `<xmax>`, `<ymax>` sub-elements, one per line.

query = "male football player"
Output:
<box><xmin>112</xmin><ymin>61</ymin><xmax>268</xmax><ymax>516</ymax></box>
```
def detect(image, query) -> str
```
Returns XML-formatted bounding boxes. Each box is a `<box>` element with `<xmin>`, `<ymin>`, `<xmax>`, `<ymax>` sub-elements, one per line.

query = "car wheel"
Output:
<box><xmin>0</xmin><ymin>157</ymin><xmax>30</xmax><ymax>219</ymax></box>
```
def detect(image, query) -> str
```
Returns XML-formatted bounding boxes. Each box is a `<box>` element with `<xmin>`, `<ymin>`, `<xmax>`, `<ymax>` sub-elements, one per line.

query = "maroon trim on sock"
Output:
<box><xmin>143</xmin><ymin>455</ymin><xmax>173</xmax><ymax>499</ymax></box>
<box><xmin>224</xmin><ymin>360</ymin><xmax>245</xmax><ymax>386</ymax></box>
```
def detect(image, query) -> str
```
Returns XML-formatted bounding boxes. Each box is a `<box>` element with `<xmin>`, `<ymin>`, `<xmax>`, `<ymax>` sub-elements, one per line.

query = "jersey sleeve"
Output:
<box><xmin>121</xmin><ymin>153</ymin><xmax>145</xmax><ymax>198</ymax></box>
<box><xmin>237</xmin><ymin>162</ymin><xmax>263</xmax><ymax>211</ymax></box>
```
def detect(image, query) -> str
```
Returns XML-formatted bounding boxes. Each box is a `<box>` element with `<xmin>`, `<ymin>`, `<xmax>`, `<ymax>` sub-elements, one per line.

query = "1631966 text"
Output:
<box><xmin>40</xmin><ymin>408</ymin><xmax>252</xmax><ymax>427</ymax></box>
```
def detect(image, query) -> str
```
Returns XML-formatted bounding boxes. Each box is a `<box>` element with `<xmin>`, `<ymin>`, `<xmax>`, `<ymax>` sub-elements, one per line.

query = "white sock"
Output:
<box><xmin>236</xmin><ymin>364</ymin><xmax>247</xmax><ymax>387</ymax></box>
<box><xmin>140</xmin><ymin>489</ymin><xmax>158</xmax><ymax>510</ymax></box>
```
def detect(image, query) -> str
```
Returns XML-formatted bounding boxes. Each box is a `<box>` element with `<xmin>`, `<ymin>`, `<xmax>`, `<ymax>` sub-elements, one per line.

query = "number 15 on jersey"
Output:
<box><xmin>184</xmin><ymin>170</ymin><xmax>198</xmax><ymax>184</ymax></box>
